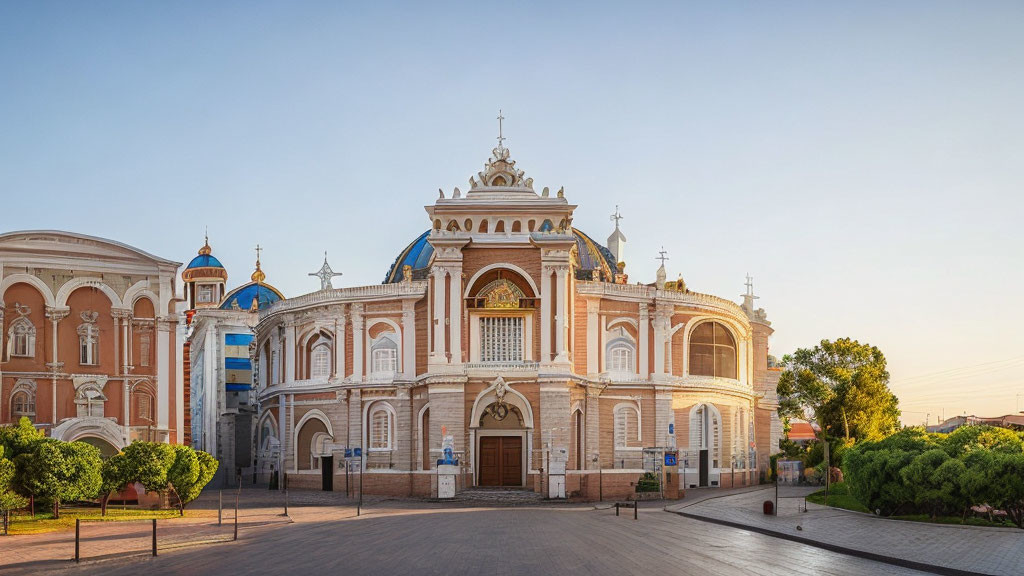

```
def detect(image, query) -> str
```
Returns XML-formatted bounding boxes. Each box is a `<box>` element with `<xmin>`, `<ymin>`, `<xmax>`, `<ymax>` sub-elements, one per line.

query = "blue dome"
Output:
<box><xmin>186</xmin><ymin>253</ymin><xmax>224</xmax><ymax>269</ymax></box>
<box><xmin>572</xmin><ymin>228</ymin><xmax>618</xmax><ymax>279</ymax></box>
<box><xmin>384</xmin><ymin>230</ymin><xmax>434</xmax><ymax>283</ymax></box>
<box><xmin>220</xmin><ymin>282</ymin><xmax>283</xmax><ymax>311</ymax></box>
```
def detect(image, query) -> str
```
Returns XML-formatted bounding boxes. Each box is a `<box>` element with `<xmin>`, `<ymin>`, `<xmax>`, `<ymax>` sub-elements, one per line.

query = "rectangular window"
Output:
<box><xmin>198</xmin><ymin>285</ymin><xmax>214</xmax><ymax>303</ymax></box>
<box><xmin>479</xmin><ymin>317</ymin><xmax>523</xmax><ymax>363</ymax></box>
<box><xmin>138</xmin><ymin>394</ymin><xmax>152</xmax><ymax>421</ymax></box>
<box><xmin>372</xmin><ymin>348</ymin><xmax>397</xmax><ymax>375</ymax></box>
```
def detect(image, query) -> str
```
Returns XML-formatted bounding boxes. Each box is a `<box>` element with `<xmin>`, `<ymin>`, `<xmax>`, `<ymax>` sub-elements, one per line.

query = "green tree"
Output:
<box><xmin>15</xmin><ymin>439</ymin><xmax>102</xmax><ymax>518</ymax></box>
<box><xmin>777</xmin><ymin>338</ymin><xmax>899</xmax><ymax>442</ymax></box>
<box><xmin>0</xmin><ymin>456</ymin><xmax>28</xmax><ymax>517</ymax></box>
<box><xmin>990</xmin><ymin>451</ymin><xmax>1024</xmax><ymax>528</ymax></box>
<box><xmin>99</xmin><ymin>441</ymin><xmax>177</xmax><ymax>515</ymax></box>
<box><xmin>942</xmin><ymin>425</ymin><xmax>1024</xmax><ymax>458</ymax></box>
<box><xmin>166</xmin><ymin>445</ymin><xmax>217</xmax><ymax>515</ymax></box>
<box><xmin>0</xmin><ymin>417</ymin><xmax>46</xmax><ymax>459</ymax></box>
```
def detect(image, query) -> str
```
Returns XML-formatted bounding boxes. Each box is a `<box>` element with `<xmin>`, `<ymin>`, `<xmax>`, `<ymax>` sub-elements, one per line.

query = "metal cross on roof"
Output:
<box><xmin>254</xmin><ymin>244</ymin><xmax>262</xmax><ymax>265</ymax></box>
<box><xmin>496</xmin><ymin>109</ymin><xmax>506</xmax><ymax>151</ymax></box>
<box><xmin>745</xmin><ymin>273</ymin><xmax>756</xmax><ymax>297</ymax></box>
<box><xmin>310</xmin><ymin>251</ymin><xmax>342</xmax><ymax>291</ymax></box>
<box><xmin>656</xmin><ymin>246</ymin><xmax>669</xmax><ymax>267</ymax></box>
<box><xmin>610</xmin><ymin>205</ymin><xmax>623</xmax><ymax>229</ymax></box>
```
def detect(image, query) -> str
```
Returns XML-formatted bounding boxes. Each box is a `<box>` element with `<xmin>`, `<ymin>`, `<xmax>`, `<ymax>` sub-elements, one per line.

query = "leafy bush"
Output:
<box><xmin>635</xmin><ymin>472</ymin><xmax>660</xmax><ymax>493</ymax></box>
<box><xmin>843</xmin><ymin>426</ymin><xmax>1024</xmax><ymax>525</ymax></box>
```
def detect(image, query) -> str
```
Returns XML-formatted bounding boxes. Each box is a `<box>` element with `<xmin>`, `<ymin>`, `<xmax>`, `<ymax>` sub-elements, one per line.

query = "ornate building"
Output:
<box><xmin>0</xmin><ymin>231</ymin><xmax>185</xmax><ymax>454</ymax></box>
<box><xmin>184</xmin><ymin>239</ymin><xmax>284</xmax><ymax>486</ymax></box>
<box><xmin>253</xmin><ymin>140</ymin><xmax>781</xmax><ymax>498</ymax></box>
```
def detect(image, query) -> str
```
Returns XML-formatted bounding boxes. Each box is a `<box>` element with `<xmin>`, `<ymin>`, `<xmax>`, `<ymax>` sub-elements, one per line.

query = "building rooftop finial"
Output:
<box><xmin>309</xmin><ymin>250</ymin><xmax>343</xmax><ymax>291</ymax></box>
<box><xmin>496</xmin><ymin>109</ymin><xmax>506</xmax><ymax>152</ymax></box>
<box><xmin>252</xmin><ymin>244</ymin><xmax>265</xmax><ymax>283</ymax></box>
<box><xmin>610</xmin><ymin>205</ymin><xmax>623</xmax><ymax>230</ymax></box>
<box><xmin>198</xmin><ymin>227</ymin><xmax>212</xmax><ymax>255</ymax></box>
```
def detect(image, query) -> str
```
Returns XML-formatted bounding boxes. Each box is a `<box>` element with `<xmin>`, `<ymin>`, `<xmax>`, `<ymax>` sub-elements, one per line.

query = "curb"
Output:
<box><xmin>665</xmin><ymin>508</ymin><xmax>996</xmax><ymax>576</ymax></box>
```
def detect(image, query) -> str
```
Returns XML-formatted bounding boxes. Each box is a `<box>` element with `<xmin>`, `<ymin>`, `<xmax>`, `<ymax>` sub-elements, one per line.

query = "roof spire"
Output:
<box><xmin>198</xmin><ymin>227</ymin><xmax>212</xmax><ymax>255</ymax></box>
<box><xmin>496</xmin><ymin>109</ymin><xmax>506</xmax><ymax>151</ymax></box>
<box><xmin>251</xmin><ymin>244</ymin><xmax>265</xmax><ymax>283</ymax></box>
<box><xmin>610</xmin><ymin>205</ymin><xmax>623</xmax><ymax>230</ymax></box>
<box><xmin>309</xmin><ymin>251</ymin><xmax>343</xmax><ymax>291</ymax></box>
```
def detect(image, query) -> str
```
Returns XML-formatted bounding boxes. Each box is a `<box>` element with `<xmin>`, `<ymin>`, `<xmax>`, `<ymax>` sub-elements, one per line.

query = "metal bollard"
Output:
<box><xmin>152</xmin><ymin>519</ymin><xmax>157</xmax><ymax>556</ymax></box>
<box><xmin>234</xmin><ymin>493</ymin><xmax>239</xmax><ymax>541</ymax></box>
<box><xmin>218</xmin><ymin>490</ymin><xmax>223</xmax><ymax>526</ymax></box>
<box><xmin>284</xmin><ymin>490</ymin><xmax>288</xmax><ymax>516</ymax></box>
<box><xmin>634</xmin><ymin>501</ymin><xmax>638</xmax><ymax>521</ymax></box>
<box><xmin>75</xmin><ymin>519</ymin><xmax>80</xmax><ymax>562</ymax></box>
<box><xmin>615</xmin><ymin>503</ymin><xmax>619</xmax><ymax>516</ymax></box>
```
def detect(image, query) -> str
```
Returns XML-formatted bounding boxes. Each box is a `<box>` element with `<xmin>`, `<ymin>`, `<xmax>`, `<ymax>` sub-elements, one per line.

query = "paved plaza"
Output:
<box><xmin>670</xmin><ymin>486</ymin><xmax>1024</xmax><ymax>576</ymax></box>
<box><xmin>0</xmin><ymin>488</ymin><xmax>936</xmax><ymax>576</ymax></box>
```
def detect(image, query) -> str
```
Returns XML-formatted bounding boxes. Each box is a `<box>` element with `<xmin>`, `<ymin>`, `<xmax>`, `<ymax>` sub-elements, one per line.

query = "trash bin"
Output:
<box><xmin>763</xmin><ymin>500</ymin><xmax>774</xmax><ymax>515</ymax></box>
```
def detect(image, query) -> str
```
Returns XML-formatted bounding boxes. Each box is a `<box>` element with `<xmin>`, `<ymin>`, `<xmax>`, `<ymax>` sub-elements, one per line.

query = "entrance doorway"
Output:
<box><xmin>478</xmin><ymin>436</ymin><xmax>522</xmax><ymax>487</ymax></box>
<box><xmin>699</xmin><ymin>449</ymin><xmax>709</xmax><ymax>487</ymax></box>
<box><xmin>321</xmin><ymin>456</ymin><xmax>333</xmax><ymax>491</ymax></box>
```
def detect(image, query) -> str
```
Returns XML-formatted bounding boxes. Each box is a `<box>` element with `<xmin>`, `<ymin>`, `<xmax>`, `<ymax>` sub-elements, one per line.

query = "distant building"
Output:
<box><xmin>927</xmin><ymin>414</ymin><xmax>1024</xmax><ymax>433</ymax></box>
<box><xmin>183</xmin><ymin>237</ymin><xmax>284</xmax><ymax>486</ymax></box>
<box><xmin>785</xmin><ymin>420</ymin><xmax>819</xmax><ymax>445</ymax></box>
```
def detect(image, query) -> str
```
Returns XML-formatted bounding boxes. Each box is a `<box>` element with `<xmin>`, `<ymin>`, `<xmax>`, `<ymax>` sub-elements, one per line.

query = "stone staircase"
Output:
<box><xmin>447</xmin><ymin>487</ymin><xmax>546</xmax><ymax>506</ymax></box>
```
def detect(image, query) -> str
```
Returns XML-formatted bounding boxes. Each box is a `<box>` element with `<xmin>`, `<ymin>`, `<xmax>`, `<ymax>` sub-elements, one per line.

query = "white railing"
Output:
<box><xmin>576</xmin><ymin>281</ymin><xmax>747</xmax><ymax>317</ymax></box>
<box><xmin>465</xmin><ymin>361</ymin><xmax>539</xmax><ymax>372</ymax></box>
<box><xmin>260</xmin><ymin>281</ymin><xmax>427</xmax><ymax>318</ymax></box>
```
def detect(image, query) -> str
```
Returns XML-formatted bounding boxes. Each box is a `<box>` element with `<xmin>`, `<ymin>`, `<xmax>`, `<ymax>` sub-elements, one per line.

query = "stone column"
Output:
<box><xmin>653</xmin><ymin>306</ymin><xmax>666</xmax><ymax>379</ymax></box>
<box><xmin>427</xmin><ymin>383</ymin><xmax>465</xmax><ymax>462</ymax></box>
<box><xmin>351</xmin><ymin>305</ymin><xmax>364</xmax><ymax>382</ymax></box>
<box><xmin>539</xmin><ymin>267</ymin><xmax>553</xmax><ymax>363</ymax></box>
<box><xmin>347</xmin><ymin>388</ymin><xmax>362</xmax><ymax>450</ymax></box>
<box><xmin>45</xmin><ymin>307</ymin><xmax>68</xmax><ymax>425</ymax></box>
<box><xmin>448</xmin><ymin>264</ymin><xmax>462</xmax><ymax>364</ymax></box>
<box><xmin>334</xmin><ymin>308</ymin><xmax>347</xmax><ymax>379</ymax></box>
<box><xmin>655</xmin><ymin>387</ymin><xmax>673</xmax><ymax>447</ymax></box>
<box><xmin>401</xmin><ymin>300</ymin><xmax>416</xmax><ymax>379</ymax></box>
<box><xmin>284</xmin><ymin>320</ymin><xmax>296</xmax><ymax>384</ymax></box>
<box><xmin>430</xmin><ymin>267</ymin><xmax>447</xmax><ymax>363</ymax></box>
<box><xmin>123</xmin><ymin>381</ymin><xmax>131</xmax><ymax>439</ymax></box>
<box><xmin>586</xmin><ymin>299</ymin><xmax>599</xmax><ymax>375</ymax></box>
<box><xmin>638</xmin><ymin>303</ymin><xmax>649</xmax><ymax>378</ymax></box>
<box><xmin>554</xmin><ymin>267</ymin><xmax>569</xmax><ymax>363</ymax></box>
<box><xmin>539</xmin><ymin>381</ymin><xmax>571</xmax><ymax>452</ymax></box>
<box><xmin>585</xmin><ymin>387</ymin><xmax>601</xmax><ymax>470</ymax></box>
<box><xmin>156</xmin><ymin>320</ymin><xmax>170</xmax><ymax>432</ymax></box>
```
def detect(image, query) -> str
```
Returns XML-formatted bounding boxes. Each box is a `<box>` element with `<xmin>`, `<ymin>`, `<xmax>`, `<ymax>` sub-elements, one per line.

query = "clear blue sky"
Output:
<box><xmin>2</xmin><ymin>1</ymin><xmax>1023</xmax><ymax>423</ymax></box>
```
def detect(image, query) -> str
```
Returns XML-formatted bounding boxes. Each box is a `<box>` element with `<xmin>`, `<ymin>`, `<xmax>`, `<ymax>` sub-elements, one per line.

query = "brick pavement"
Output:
<box><xmin>667</xmin><ymin>486</ymin><xmax>1024</xmax><ymax>576</ymax></box>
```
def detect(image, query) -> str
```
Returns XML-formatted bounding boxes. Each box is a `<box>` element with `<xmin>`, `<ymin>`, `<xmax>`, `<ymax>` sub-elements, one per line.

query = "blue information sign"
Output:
<box><xmin>664</xmin><ymin>453</ymin><xmax>677</xmax><ymax>467</ymax></box>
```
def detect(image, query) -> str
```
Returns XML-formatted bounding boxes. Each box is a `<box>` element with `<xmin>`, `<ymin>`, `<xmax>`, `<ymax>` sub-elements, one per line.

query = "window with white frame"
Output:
<box><xmin>689</xmin><ymin>322</ymin><xmax>737</xmax><ymax>379</ymax></box>
<box><xmin>8</xmin><ymin>317</ymin><xmax>36</xmax><ymax>358</ymax></box>
<box><xmin>691</xmin><ymin>403</ymin><xmax>721</xmax><ymax>468</ymax></box>
<box><xmin>11</xmin><ymin>381</ymin><xmax>36</xmax><ymax>420</ymax></box>
<box><xmin>480</xmin><ymin>316</ymin><xmax>523</xmax><ymax>362</ymax></box>
<box><xmin>310</xmin><ymin>342</ymin><xmax>331</xmax><ymax>378</ymax></box>
<box><xmin>605</xmin><ymin>327</ymin><xmax>636</xmax><ymax>374</ymax></box>
<box><xmin>369</xmin><ymin>405</ymin><xmax>393</xmax><ymax>450</ymax></box>
<box><xmin>197</xmin><ymin>285</ymin><xmax>214</xmax><ymax>304</ymax></box>
<box><xmin>78</xmin><ymin>322</ymin><xmax>99</xmax><ymax>365</ymax></box>
<box><xmin>370</xmin><ymin>333</ymin><xmax>398</xmax><ymax>376</ymax></box>
<box><xmin>613</xmin><ymin>404</ymin><xmax>641</xmax><ymax>449</ymax></box>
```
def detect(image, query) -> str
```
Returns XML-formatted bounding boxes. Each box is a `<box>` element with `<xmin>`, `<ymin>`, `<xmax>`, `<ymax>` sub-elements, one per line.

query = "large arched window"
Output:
<box><xmin>370</xmin><ymin>333</ymin><xmax>398</xmax><ymax>377</ymax></box>
<box><xmin>688</xmin><ymin>321</ymin><xmax>737</xmax><ymax>379</ymax></box>
<box><xmin>690</xmin><ymin>403</ymin><xmax>721</xmax><ymax>468</ymax></box>
<box><xmin>613</xmin><ymin>404</ymin><xmax>641</xmax><ymax>449</ymax></box>
<box><xmin>310</xmin><ymin>343</ymin><xmax>331</xmax><ymax>379</ymax></box>
<box><xmin>368</xmin><ymin>403</ymin><xmax>394</xmax><ymax>451</ymax></box>
<box><xmin>11</xmin><ymin>380</ymin><xmax>36</xmax><ymax>421</ymax></box>
<box><xmin>8</xmin><ymin>315</ymin><xmax>36</xmax><ymax>358</ymax></box>
<box><xmin>605</xmin><ymin>326</ymin><xmax>636</xmax><ymax>375</ymax></box>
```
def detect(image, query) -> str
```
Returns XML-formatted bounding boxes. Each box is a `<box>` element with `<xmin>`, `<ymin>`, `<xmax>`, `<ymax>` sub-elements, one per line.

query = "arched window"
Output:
<box><xmin>136</xmin><ymin>390</ymin><xmax>154</xmax><ymax>422</ymax></box>
<box><xmin>368</xmin><ymin>404</ymin><xmax>393</xmax><ymax>451</ymax></box>
<box><xmin>690</xmin><ymin>403</ymin><xmax>721</xmax><ymax>468</ymax></box>
<box><xmin>11</xmin><ymin>380</ymin><xmax>36</xmax><ymax>421</ymax></box>
<box><xmin>613</xmin><ymin>404</ymin><xmax>641</xmax><ymax>449</ymax></box>
<box><xmin>75</xmin><ymin>382</ymin><xmax>106</xmax><ymax>418</ymax></box>
<box><xmin>605</xmin><ymin>327</ymin><xmax>636</xmax><ymax>374</ymax></box>
<box><xmin>688</xmin><ymin>322</ymin><xmax>737</xmax><ymax>379</ymax></box>
<box><xmin>370</xmin><ymin>333</ymin><xmax>398</xmax><ymax>377</ymax></box>
<box><xmin>78</xmin><ymin>315</ymin><xmax>100</xmax><ymax>366</ymax></box>
<box><xmin>310</xmin><ymin>343</ymin><xmax>331</xmax><ymax>379</ymax></box>
<box><xmin>8</xmin><ymin>316</ymin><xmax>36</xmax><ymax>358</ymax></box>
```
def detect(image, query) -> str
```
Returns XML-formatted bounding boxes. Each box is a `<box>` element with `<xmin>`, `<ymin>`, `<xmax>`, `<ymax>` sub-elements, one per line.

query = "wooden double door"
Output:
<box><xmin>478</xmin><ymin>436</ymin><xmax>523</xmax><ymax>487</ymax></box>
